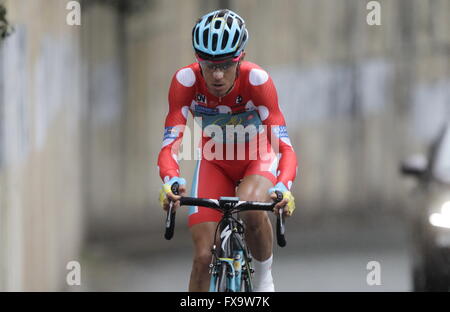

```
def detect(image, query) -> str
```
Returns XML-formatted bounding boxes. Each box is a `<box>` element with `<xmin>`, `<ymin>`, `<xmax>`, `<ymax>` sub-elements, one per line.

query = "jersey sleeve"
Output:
<box><xmin>249</xmin><ymin>68</ymin><xmax>298</xmax><ymax>190</ymax></box>
<box><xmin>157</xmin><ymin>67</ymin><xmax>196</xmax><ymax>183</ymax></box>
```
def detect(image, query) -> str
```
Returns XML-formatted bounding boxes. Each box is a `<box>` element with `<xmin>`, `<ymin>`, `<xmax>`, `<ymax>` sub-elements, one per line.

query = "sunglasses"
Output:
<box><xmin>196</xmin><ymin>52</ymin><xmax>243</xmax><ymax>71</ymax></box>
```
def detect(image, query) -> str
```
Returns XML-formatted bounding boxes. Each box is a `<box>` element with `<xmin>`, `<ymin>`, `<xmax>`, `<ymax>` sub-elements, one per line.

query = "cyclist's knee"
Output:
<box><xmin>193</xmin><ymin>250</ymin><xmax>212</xmax><ymax>270</ymax></box>
<box><xmin>242</xmin><ymin>211</ymin><xmax>270</xmax><ymax>232</ymax></box>
<box><xmin>237</xmin><ymin>175</ymin><xmax>273</xmax><ymax>201</ymax></box>
<box><xmin>237</xmin><ymin>188</ymin><xmax>267</xmax><ymax>203</ymax></box>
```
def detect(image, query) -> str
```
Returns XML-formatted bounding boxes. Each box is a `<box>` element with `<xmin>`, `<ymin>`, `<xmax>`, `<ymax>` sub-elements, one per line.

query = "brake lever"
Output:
<box><xmin>164</xmin><ymin>182</ymin><xmax>179</xmax><ymax>240</ymax></box>
<box><xmin>274</xmin><ymin>190</ymin><xmax>287</xmax><ymax>247</ymax></box>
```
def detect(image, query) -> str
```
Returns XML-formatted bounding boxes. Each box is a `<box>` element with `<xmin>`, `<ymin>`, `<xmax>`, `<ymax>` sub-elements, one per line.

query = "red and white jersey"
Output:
<box><xmin>157</xmin><ymin>61</ymin><xmax>298</xmax><ymax>190</ymax></box>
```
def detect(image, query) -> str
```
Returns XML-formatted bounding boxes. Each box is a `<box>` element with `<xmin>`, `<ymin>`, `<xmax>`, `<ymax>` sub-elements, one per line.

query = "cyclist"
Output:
<box><xmin>158</xmin><ymin>9</ymin><xmax>298</xmax><ymax>292</ymax></box>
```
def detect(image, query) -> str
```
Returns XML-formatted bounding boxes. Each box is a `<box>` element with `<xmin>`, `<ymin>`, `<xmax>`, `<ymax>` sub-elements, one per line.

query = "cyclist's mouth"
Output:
<box><xmin>212</xmin><ymin>83</ymin><xmax>225</xmax><ymax>90</ymax></box>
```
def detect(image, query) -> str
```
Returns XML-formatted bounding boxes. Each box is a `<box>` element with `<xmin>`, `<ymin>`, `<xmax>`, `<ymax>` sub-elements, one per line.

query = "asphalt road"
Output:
<box><xmin>77</xmin><ymin>215</ymin><xmax>412</xmax><ymax>292</ymax></box>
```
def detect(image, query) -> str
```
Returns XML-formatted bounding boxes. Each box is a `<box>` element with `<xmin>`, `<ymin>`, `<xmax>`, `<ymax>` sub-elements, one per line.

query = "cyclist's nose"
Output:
<box><xmin>213</xmin><ymin>69</ymin><xmax>224</xmax><ymax>80</ymax></box>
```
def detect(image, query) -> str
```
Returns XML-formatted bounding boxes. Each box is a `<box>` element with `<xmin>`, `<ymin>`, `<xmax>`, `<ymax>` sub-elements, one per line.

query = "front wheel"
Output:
<box><xmin>241</xmin><ymin>274</ymin><xmax>252</xmax><ymax>292</ymax></box>
<box><xmin>240</xmin><ymin>260</ymin><xmax>253</xmax><ymax>292</ymax></box>
<box><xmin>216</xmin><ymin>263</ymin><xmax>229</xmax><ymax>292</ymax></box>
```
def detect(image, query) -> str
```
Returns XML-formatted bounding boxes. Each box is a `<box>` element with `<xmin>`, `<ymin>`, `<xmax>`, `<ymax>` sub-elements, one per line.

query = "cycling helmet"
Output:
<box><xmin>192</xmin><ymin>9</ymin><xmax>248</xmax><ymax>61</ymax></box>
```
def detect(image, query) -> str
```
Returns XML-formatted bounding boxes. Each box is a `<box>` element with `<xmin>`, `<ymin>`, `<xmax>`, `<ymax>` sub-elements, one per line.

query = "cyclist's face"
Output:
<box><xmin>199</xmin><ymin>59</ymin><xmax>239</xmax><ymax>97</ymax></box>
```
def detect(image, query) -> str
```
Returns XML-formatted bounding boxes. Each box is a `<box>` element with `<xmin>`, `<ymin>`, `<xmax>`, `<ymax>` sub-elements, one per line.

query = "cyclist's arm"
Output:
<box><xmin>249</xmin><ymin>69</ymin><xmax>298</xmax><ymax>190</ymax></box>
<box><xmin>157</xmin><ymin>68</ymin><xmax>195</xmax><ymax>183</ymax></box>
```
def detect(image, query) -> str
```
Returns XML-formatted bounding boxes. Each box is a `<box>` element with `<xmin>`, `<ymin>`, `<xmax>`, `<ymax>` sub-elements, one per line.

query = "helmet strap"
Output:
<box><xmin>235</xmin><ymin>52</ymin><xmax>245</xmax><ymax>79</ymax></box>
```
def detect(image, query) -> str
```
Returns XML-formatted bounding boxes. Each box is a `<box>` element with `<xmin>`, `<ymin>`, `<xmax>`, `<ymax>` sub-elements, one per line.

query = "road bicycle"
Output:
<box><xmin>164</xmin><ymin>183</ymin><xmax>287</xmax><ymax>292</ymax></box>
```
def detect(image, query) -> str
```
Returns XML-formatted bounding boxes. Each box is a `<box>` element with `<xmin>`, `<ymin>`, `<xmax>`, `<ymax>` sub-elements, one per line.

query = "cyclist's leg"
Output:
<box><xmin>237</xmin><ymin>147</ymin><xmax>278</xmax><ymax>261</ymax></box>
<box><xmin>235</xmin><ymin>174</ymin><xmax>274</xmax><ymax>262</ymax></box>
<box><xmin>188</xmin><ymin>159</ymin><xmax>235</xmax><ymax>292</ymax></box>
<box><xmin>189</xmin><ymin>222</ymin><xmax>217</xmax><ymax>291</ymax></box>
<box><xmin>236</xmin><ymin>150</ymin><xmax>278</xmax><ymax>291</ymax></box>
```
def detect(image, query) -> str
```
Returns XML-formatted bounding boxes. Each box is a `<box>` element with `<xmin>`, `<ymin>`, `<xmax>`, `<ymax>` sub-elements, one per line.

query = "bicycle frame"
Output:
<box><xmin>209</xmin><ymin>212</ymin><xmax>253</xmax><ymax>292</ymax></box>
<box><xmin>164</xmin><ymin>186</ymin><xmax>287</xmax><ymax>292</ymax></box>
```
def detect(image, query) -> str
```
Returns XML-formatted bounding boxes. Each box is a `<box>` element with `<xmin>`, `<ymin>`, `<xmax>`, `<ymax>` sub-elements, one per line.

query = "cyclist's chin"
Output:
<box><xmin>208</xmin><ymin>84</ymin><xmax>228</xmax><ymax>97</ymax></box>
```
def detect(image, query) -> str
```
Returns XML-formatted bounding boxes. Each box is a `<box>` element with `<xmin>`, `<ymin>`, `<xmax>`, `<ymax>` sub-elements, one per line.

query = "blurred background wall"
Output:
<box><xmin>0</xmin><ymin>0</ymin><xmax>85</xmax><ymax>291</ymax></box>
<box><xmin>0</xmin><ymin>0</ymin><xmax>449</xmax><ymax>291</ymax></box>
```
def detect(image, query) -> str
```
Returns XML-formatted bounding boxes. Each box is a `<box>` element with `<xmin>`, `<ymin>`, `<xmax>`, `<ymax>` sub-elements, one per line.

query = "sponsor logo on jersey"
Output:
<box><xmin>163</xmin><ymin>127</ymin><xmax>179</xmax><ymax>140</ymax></box>
<box><xmin>196</xmin><ymin>93</ymin><xmax>206</xmax><ymax>104</ymax></box>
<box><xmin>205</xmin><ymin>111</ymin><xmax>261</xmax><ymax>128</ymax></box>
<box><xmin>274</xmin><ymin>125</ymin><xmax>289</xmax><ymax>138</ymax></box>
<box><xmin>199</xmin><ymin>111</ymin><xmax>264</xmax><ymax>143</ymax></box>
<box><xmin>211</xmin><ymin>115</ymin><xmax>245</xmax><ymax>127</ymax></box>
<box><xmin>194</xmin><ymin>104</ymin><xmax>219</xmax><ymax>116</ymax></box>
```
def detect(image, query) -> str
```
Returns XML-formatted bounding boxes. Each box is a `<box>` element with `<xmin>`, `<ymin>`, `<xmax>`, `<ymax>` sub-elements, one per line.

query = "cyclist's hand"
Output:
<box><xmin>268</xmin><ymin>182</ymin><xmax>296</xmax><ymax>217</ymax></box>
<box><xmin>159</xmin><ymin>177</ymin><xmax>187</xmax><ymax>212</ymax></box>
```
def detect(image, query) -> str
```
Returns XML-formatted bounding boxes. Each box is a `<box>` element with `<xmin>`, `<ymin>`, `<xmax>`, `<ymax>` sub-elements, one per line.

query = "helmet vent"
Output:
<box><xmin>221</xmin><ymin>30</ymin><xmax>229</xmax><ymax>49</ymax></box>
<box><xmin>212</xmin><ymin>33</ymin><xmax>218</xmax><ymax>51</ymax></box>
<box><xmin>242</xmin><ymin>32</ymin><xmax>247</xmax><ymax>45</ymax></box>
<box><xmin>217</xmin><ymin>10</ymin><xmax>226</xmax><ymax>18</ymax></box>
<box><xmin>205</xmin><ymin>15</ymin><xmax>213</xmax><ymax>25</ymax></box>
<box><xmin>231</xmin><ymin>31</ymin><xmax>239</xmax><ymax>47</ymax></box>
<box><xmin>226</xmin><ymin>16</ymin><xmax>233</xmax><ymax>28</ymax></box>
<box><xmin>203</xmin><ymin>29</ymin><xmax>209</xmax><ymax>47</ymax></box>
<box><xmin>214</xmin><ymin>20</ymin><xmax>221</xmax><ymax>29</ymax></box>
<box><xmin>195</xmin><ymin>27</ymin><xmax>200</xmax><ymax>45</ymax></box>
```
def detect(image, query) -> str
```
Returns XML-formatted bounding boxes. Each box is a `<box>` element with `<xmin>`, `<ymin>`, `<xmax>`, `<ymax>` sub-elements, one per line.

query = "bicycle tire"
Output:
<box><xmin>217</xmin><ymin>262</ymin><xmax>228</xmax><ymax>292</ymax></box>
<box><xmin>241</xmin><ymin>258</ymin><xmax>253</xmax><ymax>292</ymax></box>
<box><xmin>242</xmin><ymin>278</ymin><xmax>251</xmax><ymax>292</ymax></box>
<box><xmin>241</xmin><ymin>273</ymin><xmax>250</xmax><ymax>292</ymax></box>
